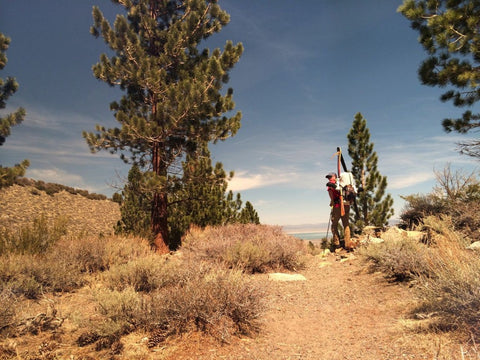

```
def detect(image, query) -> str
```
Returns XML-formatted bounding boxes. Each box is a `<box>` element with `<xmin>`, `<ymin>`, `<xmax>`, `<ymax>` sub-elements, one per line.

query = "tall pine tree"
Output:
<box><xmin>399</xmin><ymin>0</ymin><xmax>480</xmax><ymax>158</ymax></box>
<box><xmin>83</xmin><ymin>1</ymin><xmax>243</xmax><ymax>252</ymax></box>
<box><xmin>347</xmin><ymin>112</ymin><xmax>394</xmax><ymax>231</ymax></box>
<box><xmin>0</xmin><ymin>32</ymin><xmax>28</xmax><ymax>188</ymax></box>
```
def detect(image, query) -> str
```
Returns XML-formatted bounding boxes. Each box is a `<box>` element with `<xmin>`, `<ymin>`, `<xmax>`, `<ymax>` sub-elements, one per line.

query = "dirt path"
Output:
<box><xmin>165</xmin><ymin>252</ymin><xmax>475</xmax><ymax>360</ymax></box>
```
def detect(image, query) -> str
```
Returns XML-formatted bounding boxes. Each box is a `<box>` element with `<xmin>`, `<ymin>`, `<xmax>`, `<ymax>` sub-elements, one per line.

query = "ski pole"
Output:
<box><xmin>325</xmin><ymin>207</ymin><xmax>332</xmax><ymax>241</ymax></box>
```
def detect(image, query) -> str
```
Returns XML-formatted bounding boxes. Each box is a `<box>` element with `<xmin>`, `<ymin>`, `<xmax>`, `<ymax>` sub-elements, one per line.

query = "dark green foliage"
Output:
<box><xmin>168</xmin><ymin>145</ymin><xmax>236</xmax><ymax>247</ymax></box>
<box><xmin>400</xmin><ymin>193</ymin><xmax>447</xmax><ymax>229</ymax></box>
<box><xmin>169</xmin><ymin>148</ymin><xmax>260</xmax><ymax>247</ymax></box>
<box><xmin>83</xmin><ymin>0</ymin><xmax>244</xmax><ymax>250</ymax></box>
<box><xmin>0</xmin><ymin>32</ymin><xmax>28</xmax><ymax>188</ymax></box>
<box><xmin>112</xmin><ymin>192</ymin><xmax>122</xmax><ymax>204</ymax></box>
<box><xmin>115</xmin><ymin>164</ymin><xmax>152</xmax><ymax>239</ymax></box>
<box><xmin>347</xmin><ymin>112</ymin><xmax>394</xmax><ymax>231</ymax></box>
<box><xmin>238</xmin><ymin>201</ymin><xmax>260</xmax><ymax>224</ymax></box>
<box><xmin>399</xmin><ymin>0</ymin><xmax>480</xmax><ymax>157</ymax></box>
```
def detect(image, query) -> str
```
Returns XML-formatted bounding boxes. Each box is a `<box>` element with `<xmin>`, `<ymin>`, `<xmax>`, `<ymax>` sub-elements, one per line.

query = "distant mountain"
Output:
<box><xmin>282</xmin><ymin>223</ymin><xmax>329</xmax><ymax>234</ymax></box>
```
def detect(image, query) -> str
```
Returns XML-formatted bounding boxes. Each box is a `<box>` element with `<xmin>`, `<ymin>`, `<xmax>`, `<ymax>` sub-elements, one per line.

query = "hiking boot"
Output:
<box><xmin>344</xmin><ymin>227</ymin><xmax>353</xmax><ymax>250</ymax></box>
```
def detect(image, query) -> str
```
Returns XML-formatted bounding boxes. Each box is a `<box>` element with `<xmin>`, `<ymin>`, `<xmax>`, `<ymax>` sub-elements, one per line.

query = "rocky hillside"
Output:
<box><xmin>0</xmin><ymin>184</ymin><xmax>120</xmax><ymax>236</ymax></box>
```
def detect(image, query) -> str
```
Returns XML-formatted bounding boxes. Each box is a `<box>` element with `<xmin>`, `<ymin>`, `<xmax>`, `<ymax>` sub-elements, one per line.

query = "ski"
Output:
<box><xmin>337</xmin><ymin>146</ymin><xmax>348</xmax><ymax>173</ymax></box>
<box><xmin>336</xmin><ymin>147</ymin><xmax>345</xmax><ymax>216</ymax></box>
<box><xmin>336</xmin><ymin>146</ymin><xmax>360</xmax><ymax>219</ymax></box>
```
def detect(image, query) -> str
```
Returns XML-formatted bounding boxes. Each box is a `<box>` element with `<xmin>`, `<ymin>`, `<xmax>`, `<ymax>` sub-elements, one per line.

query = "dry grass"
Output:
<box><xmin>143</xmin><ymin>261</ymin><xmax>265</xmax><ymax>343</ymax></box>
<box><xmin>414</xmin><ymin>217</ymin><xmax>480</xmax><ymax>337</ymax></box>
<box><xmin>181</xmin><ymin>224</ymin><xmax>306</xmax><ymax>273</ymax></box>
<box><xmin>0</xmin><ymin>289</ymin><xmax>16</xmax><ymax>335</ymax></box>
<box><xmin>94</xmin><ymin>261</ymin><xmax>265</xmax><ymax>345</ymax></box>
<box><xmin>101</xmin><ymin>254</ymin><xmax>179</xmax><ymax>292</ymax></box>
<box><xmin>52</xmin><ymin>234</ymin><xmax>152</xmax><ymax>273</ymax></box>
<box><xmin>360</xmin><ymin>216</ymin><xmax>480</xmax><ymax>343</ymax></box>
<box><xmin>76</xmin><ymin>259</ymin><xmax>265</xmax><ymax>352</ymax></box>
<box><xmin>358</xmin><ymin>231</ymin><xmax>430</xmax><ymax>281</ymax></box>
<box><xmin>0</xmin><ymin>225</ymin><xmax>270</xmax><ymax>357</ymax></box>
<box><xmin>0</xmin><ymin>215</ymin><xmax>68</xmax><ymax>255</ymax></box>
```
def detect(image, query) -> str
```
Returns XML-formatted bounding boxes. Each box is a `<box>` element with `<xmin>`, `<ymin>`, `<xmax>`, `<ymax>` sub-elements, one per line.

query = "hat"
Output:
<box><xmin>325</xmin><ymin>172</ymin><xmax>337</xmax><ymax>179</ymax></box>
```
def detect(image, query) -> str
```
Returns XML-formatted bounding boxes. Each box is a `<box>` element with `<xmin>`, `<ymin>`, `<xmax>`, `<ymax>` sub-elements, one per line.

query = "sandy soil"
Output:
<box><xmin>162</xmin><ymin>251</ymin><xmax>479</xmax><ymax>360</ymax></box>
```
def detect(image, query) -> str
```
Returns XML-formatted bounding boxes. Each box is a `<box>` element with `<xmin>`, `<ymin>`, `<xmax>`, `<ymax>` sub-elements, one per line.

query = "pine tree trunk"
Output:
<box><xmin>152</xmin><ymin>191</ymin><xmax>169</xmax><ymax>253</ymax></box>
<box><xmin>151</xmin><ymin>141</ymin><xmax>170</xmax><ymax>253</ymax></box>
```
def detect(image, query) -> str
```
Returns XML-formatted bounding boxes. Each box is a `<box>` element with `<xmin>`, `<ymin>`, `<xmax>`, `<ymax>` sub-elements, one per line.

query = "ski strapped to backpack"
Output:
<box><xmin>336</xmin><ymin>147</ymin><xmax>345</xmax><ymax>216</ymax></box>
<box><xmin>336</xmin><ymin>146</ymin><xmax>360</xmax><ymax>219</ymax></box>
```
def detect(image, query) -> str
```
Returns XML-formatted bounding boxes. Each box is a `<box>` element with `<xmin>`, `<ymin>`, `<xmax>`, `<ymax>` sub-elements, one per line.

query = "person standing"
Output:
<box><xmin>326</xmin><ymin>172</ymin><xmax>352</xmax><ymax>250</ymax></box>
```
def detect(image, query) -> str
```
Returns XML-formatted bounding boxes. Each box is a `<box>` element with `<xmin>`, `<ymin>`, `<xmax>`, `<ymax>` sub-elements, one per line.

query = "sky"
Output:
<box><xmin>1</xmin><ymin>1</ymin><xmax>478</xmax><ymax>231</ymax></box>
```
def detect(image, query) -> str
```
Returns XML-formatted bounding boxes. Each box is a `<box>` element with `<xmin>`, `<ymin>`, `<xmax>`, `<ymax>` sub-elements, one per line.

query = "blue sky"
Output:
<box><xmin>1</xmin><ymin>1</ymin><xmax>478</xmax><ymax>230</ymax></box>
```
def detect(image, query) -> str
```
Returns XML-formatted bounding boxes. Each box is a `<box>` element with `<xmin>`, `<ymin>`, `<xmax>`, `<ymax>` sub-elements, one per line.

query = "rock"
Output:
<box><xmin>467</xmin><ymin>241</ymin><xmax>480</xmax><ymax>251</ymax></box>
<box><xmin>318</xmin><ymin>262</ymin><xmax>331</xmax><ymax>268</ymax></box>
<box><xmin>366</xmin><ymin>236</ymin><xmax>384</xmax><ymax>244</ymax></box>
<box><xmin>379</xmin><ymin>227</ymin><xmax>426</xmax><ymax>243</ymax></box>
<box><xmin>320</xmin><ymin>249</ymin><xmax>331</xmax><ymax>257</ymax></box>
<box><xmin>381</xmin><ymin>227</ymin><xmax>406</xmax><ymax>241</ymax></box>
<box><xmin>268</xmin><ymin>273</ymin><xmax>306</xmax><ymax>282</ymax></box>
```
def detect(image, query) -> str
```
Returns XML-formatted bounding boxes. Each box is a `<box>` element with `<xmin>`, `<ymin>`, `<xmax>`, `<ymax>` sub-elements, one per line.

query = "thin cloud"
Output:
<box><xmin>27</xmin><ymin>167</ymin><xmax>86</xmax><ymax>188</ymax></box>
<box><xmin>228</xmin><ymin>169</ymin><xmax>294</xmax><ymax>192</ymax></box>
<box><xmin>388</xmin><ymin>171</ymin><xmax>434</xmax><ymax>190</ymax></box>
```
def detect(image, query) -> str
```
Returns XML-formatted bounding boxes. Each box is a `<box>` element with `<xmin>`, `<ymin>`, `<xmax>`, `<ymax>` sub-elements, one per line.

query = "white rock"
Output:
<box><xmin>467</xmin><ymin>241</ymin><xmax>480</xmax><ymax>251</ymax></box>
<box><xmin>368</xmin><ymin>236</ymin><xmax>384</xmax><ymax>244</ymax></box>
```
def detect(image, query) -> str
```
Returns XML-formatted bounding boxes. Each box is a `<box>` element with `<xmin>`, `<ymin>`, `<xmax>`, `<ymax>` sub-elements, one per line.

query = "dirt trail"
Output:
<box><xmin>165</xmin><ymin>252</ymin><xmax>475</xmax><ymax>360</ymax></box>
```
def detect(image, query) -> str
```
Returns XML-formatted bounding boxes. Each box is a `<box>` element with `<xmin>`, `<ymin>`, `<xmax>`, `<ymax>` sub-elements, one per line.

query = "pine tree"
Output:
<box><xmin>168</xmin><ymin>144</ymin><xmax>259</xmax><ymax>247</ymax></box>
<box><xmin>116</xmin><ymin>144</ymin><xmax>260</xmax><ymax>247</ymax></box>
<box><xmin>238</xmin><ymin>201</ymin><xmax>260</xmax><ymax>224</ymax></box>
<box><xmin>347</xmin><ymin>112</ymin><xmax>394</xmax><ymax>231</ymax></box>
<box><xmin>168</xmin><ymin>144</ymin><xmax>232</xmax><ymax>246</ymax></box>
<box><xmin>0</xmin><ymin>32</ymin><xmax>28</xmax><ymax>188</ymax></box>
<box><xmin>115</xmin><ymin>164</ymin><xmax>151</xmax><ymax>238</ymax></box>
<box><xmin>399</xmin><ymin>0</ymin><xmax>480</xmax><ymax>158</ymax></box>
<box><xmin>83</xmin><ymin>1</ymin><xmax>243</xmax><ymax>252</ymax></box>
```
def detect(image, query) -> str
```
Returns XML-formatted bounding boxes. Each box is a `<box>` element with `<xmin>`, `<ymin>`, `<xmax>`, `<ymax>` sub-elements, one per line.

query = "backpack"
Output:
<box><xmin>338</xmin><ymin>172</ymin><xmax>357</xmax><ymax>202</ymax></box>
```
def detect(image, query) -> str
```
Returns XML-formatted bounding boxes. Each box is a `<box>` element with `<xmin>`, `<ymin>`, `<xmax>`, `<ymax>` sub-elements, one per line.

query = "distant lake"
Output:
<box><xmin>289</xmin><ymin>232</ymin><xmax>328</xmax><ymax>240</ymax></box>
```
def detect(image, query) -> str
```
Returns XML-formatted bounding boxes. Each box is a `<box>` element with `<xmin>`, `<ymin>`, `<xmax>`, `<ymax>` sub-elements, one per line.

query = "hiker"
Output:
<box><xmin>326</xmin><ymin>172</ymin><xmax>352</xmax><ymax>250</ymax></box>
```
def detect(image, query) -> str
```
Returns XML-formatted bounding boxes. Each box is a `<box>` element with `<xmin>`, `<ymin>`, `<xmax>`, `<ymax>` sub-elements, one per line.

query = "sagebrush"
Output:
<box><xmin>181</xmin><ymin>224</ymin><xmax>306</xmax><ymax>273</ymax></box>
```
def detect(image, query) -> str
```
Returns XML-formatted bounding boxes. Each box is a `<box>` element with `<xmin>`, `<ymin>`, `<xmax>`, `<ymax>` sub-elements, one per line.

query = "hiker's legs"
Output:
<box><xmin>331</xmin><ymin>207</ymin><xmax>341</xmax><ymax>247</ymax></box>
<box><xmin>340</xmin><ymin>205</ymin><xmax>352</xmax><ymax>249</ymax></box>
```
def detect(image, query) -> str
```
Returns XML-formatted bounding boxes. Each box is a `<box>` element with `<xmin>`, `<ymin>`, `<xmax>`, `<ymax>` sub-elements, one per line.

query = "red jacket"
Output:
<box><xmin>327</xmin><ymin>179</ymin><xmax>341</xmax><ymax>208</ymax></box>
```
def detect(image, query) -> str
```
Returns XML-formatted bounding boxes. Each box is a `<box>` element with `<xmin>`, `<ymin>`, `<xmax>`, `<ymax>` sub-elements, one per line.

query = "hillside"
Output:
<box><xmin>0</xmin><ymin>183</ymin><xmax>120</xmax><ymax>236</ymax></box>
